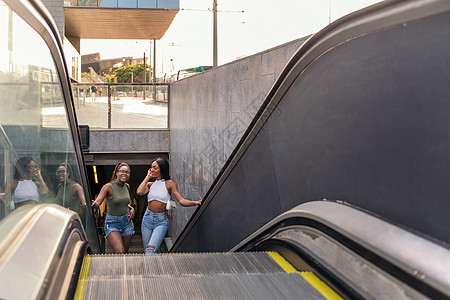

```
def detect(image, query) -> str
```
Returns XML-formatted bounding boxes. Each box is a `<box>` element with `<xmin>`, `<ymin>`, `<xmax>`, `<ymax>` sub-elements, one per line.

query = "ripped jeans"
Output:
<box><xmin>141</xmin><ymin>208</ymin><xmax>168</xmax><ymax>254</ymax></box>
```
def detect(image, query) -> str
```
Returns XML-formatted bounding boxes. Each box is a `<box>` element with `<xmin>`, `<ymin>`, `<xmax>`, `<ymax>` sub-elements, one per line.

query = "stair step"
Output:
<box><xmin>78</xmin><ymin>272</ymin><xmax>326</xmax><ymax>300</ymax></box>
<box><xmin>76</xmin><ymin>252</ymin><xmax>337</xmax><ymax>299</ymax></box>
<box><xmin>85</xmin><ymin>252</ymin><xmax>285</xmax><ymax>278</ymax></box>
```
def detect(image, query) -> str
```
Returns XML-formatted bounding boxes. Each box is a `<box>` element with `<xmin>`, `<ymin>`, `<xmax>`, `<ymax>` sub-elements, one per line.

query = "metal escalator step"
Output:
<box><xmin>87</xmin><ymin>252</ymin><xmax>285</xmax><ymax>278</ymax></box>
<box><xmin>80</xmin><ymin>273</ymin><xmax>326</xmax><ymax>300</ymax></box>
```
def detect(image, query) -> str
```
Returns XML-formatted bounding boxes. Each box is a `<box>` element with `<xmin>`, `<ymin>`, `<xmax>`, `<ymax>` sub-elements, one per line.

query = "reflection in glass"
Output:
<box><xmin>1</xmin><ymin>157</ymin><xmax>49</xmax><ymax>210</ymax></box>
<box><xmin>55</xmin><ymin>162</ymin><xmax>87</xmax><ymax>224</ymax></box>
<box><xmin>0</xmin><ymin>1</ymin><xmax>98</xmax><ymax>252</ymax></box>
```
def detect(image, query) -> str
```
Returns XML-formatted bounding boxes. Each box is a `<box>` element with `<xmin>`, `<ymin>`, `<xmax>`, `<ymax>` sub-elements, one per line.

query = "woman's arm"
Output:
<box><xmin>1</xmin><ymin>180</ymin><xmax>18</xmax><ymax>201</ymax></box>
<box><xmin>127</xmin><ymin>203</ymin><xmax>135</xmax><ymax>221</ymax></box>
<box><xmin>92</xmin><ymin>184</ymin><xmax>111</xmax><ymax>208</ymax></box>
<box><xmin>72</xmin><ymin>183</ymin><xmax>86</xmax><ymax>206</ymax></box>
<box><xmin>35</xmin><ymin>169</ymin><xmax>49</xmax><ymax>194</ymax></box>
<box><xmin>126</xmin><ymin>183</ymin><xmax>135</xmax><ymax>221</ymax></box>
<box><xmin>136</xmin><ymin>169</ymin><xmax>152</xmax><ymax>195</ymax></box>
<box><xmin>168</xmin><ymin>180</ymin><xmax>202</xmax><ymax>207</ymax></box>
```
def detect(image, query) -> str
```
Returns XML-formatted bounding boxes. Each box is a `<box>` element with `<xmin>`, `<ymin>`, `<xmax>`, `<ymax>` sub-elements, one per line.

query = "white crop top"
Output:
<box><xmin>14</xmin><ymin>179</ymin><xmax>39</xmax><ymax>203</ymax></box>
<box><xmin>147</xmin><ymin>180</ymin><xmax>170</xmax><ymax>204</ymax></box>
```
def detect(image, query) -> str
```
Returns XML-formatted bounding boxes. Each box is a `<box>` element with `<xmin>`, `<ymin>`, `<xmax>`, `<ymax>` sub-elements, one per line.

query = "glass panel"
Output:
<box><xmin>137</xmin><ymin>0</ymin><xmax>156</xmax><ymax>8</ymax></box>
<box><xmin>117</xmin><ymin>0</ymin><xmax>136</xmax><ymax>8</ymax></box>
<box><xmin>65</xmin><ymin>0</ymin><xmax>178</xmax><ymax>8</ymax></box>
<box><xmin>73</xmin><ymin>85</ymin><xmax>109</xmax><ymax>128</ymax></box>
<box><xmin>73</xmin><ymin>84</ymin><xmax>168</xmax><ymax>129</ymax></box>
<box><xmin>111</xmin><ymin>85</ymin><xmax>168</xmax><ymax>128</ymax></box>
<box><xmin>0</xmin><ymin>1</ymin><xmax>94</xmax><ymax>248</ymax></box>
<box><xmin>77</xmin><ymin>0</ymin><xmax>99</xmax><ymax>6</ymax></box>
<box><xmin>158</xmin><ymin>0</ymin><xmax>179</xmax><ymax>9</ymax></box>
<box><xmin>102</xmin><ymin>0</ymin><xmax>118</xmax><ymax>7</ymax></box>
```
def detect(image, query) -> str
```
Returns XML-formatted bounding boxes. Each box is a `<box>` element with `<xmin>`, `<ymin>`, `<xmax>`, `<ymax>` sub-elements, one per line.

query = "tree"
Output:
<box><xmin>114</xmin><ymin>63</ymin><xmax>150</xmax><ymax>83</ymax></box>
<box><xmin>104</xmin><ymin>74</ymin><xmax>116</xmax><ymax>83</ymax></box>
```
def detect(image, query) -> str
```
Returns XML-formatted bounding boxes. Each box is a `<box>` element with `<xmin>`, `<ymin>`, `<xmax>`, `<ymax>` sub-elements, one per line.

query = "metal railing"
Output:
<box><xmin>72</xmin><ymin>83</ymin><xmax>169</xmax><ymax>129</ymax></box>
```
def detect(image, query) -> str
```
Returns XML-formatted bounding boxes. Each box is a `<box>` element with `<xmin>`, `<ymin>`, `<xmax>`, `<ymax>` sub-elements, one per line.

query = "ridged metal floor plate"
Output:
<box><xmin>87</xmin><ymin>252</ymin><xmax>285</xmax><ymax>278</ymax></box>
<box><xmin>76</xmin><ymin>252</ymin><xmax>327</xmax><ymax>299</ymax></box>
<box><xmin>80</xmin><ymin>273</ymin><xmax>324</xmax><ymax>299</ymax></box>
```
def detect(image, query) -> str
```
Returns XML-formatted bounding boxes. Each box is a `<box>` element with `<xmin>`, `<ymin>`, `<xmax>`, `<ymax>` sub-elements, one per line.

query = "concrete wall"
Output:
<box><xmin>169</xmin><ymin>36</ymin><xmax>310</xmax><ymax>240</ymax></box>
<box><xmin>89</xmin><ymin>129</ymin><xmax>170</xmax><ymax>153</ymax></box>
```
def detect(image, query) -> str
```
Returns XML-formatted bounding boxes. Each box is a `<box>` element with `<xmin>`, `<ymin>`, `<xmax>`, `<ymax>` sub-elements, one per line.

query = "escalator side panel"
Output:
<box><xmin>174</xmin><ymin>0</ymin><xmax>450</xmax><ymax>252</ymax></box>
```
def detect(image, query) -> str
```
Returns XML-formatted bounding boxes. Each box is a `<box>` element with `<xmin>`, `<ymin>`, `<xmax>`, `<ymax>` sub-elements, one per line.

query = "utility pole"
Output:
<box><xmin>153</xmin><ymin>37</ymin><xmax>157</xmax><ymax>102</ymax></box>
<box><xmin>213</xmin><ymin>0</ymin><xmax>218</xmax><ymax>67</ymax></box>
<box><xmin>181</xmin><ymin>4</ymin><xmax>243</xmax><ymax>68</ymax></box>
<box><xmin>143</xmin><ymin>52</ymin><xmax>146</xmax><ymax>100</ymax></box>
<box><xmin>329</xmin><ymin>0</ymin><xmax>332</xmax><ymax>24</ymax></box>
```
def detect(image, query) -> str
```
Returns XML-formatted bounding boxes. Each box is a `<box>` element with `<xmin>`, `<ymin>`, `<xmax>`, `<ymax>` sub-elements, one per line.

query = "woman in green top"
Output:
<box><xmin>55</xmin><ymin>163</ymin><xmax>86</xmax><ymax>224</ymax></box>
<box><xmin>92</xmin><ymin>162</ymin><xmax>135</xmax><ymax>254</ymax></box>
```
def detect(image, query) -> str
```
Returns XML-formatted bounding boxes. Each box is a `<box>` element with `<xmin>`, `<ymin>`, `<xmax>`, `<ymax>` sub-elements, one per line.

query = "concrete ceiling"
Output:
<box><xmin>64</xmin><ymin>7</ymin><xmax>178</xmax><ymax>40</ymax></box>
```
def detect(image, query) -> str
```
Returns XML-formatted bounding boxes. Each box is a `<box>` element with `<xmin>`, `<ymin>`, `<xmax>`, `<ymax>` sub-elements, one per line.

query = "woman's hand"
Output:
<box><xmin>34</xmin><ymin>168</ymin><xmax>41</xmax><ymax>178</ymax></box>
<box><xmin>136</xmin><ymin>171</ymin><xmax>152</xmax><ymax>195</ymax></box>
<box><xmin>128</xmin><ymin>204</ymin><xmax>135</xmax><ymax>221</ymax></box>
<box><xmin>35</xmin><ymin>168</ymin><xmax>49</xmax><ymax>194</ymax></box>
<box><xmin>193</xmin><ymin>200</ymin><xmax>202</xmax><ymax>206</ymax></box>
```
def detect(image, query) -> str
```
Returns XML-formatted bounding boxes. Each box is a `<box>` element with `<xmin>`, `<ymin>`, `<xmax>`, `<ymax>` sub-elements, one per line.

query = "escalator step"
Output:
<box><xmin>79</xmin><ymin>273</ymin><xmax>326</xmax><ymax>300</ymax></box>
<box><xmin>86</xmin><ymin>252</ymin><xmax>285</xmax><ymax>278</ymax></box>
<box><xmin>75</xmin><ymin>252</ymin><xmax>342</xmax><ymax>299</ymax></box>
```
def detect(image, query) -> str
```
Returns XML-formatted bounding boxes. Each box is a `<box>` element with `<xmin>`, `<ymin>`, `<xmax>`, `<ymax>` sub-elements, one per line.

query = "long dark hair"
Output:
<box><xmin>154</xmin><ymin>157</ymin><xmax>170</xmax><ymax>180</ymax></box>
<box><xmin>111</xmin><ymin>162</ymin><xmax>130</xmax><ymax>182</ymax></box>
<box><xmin>14</xmin><ymin>157</ymin><xmax>34</xmax><ymax>180</ymax></box>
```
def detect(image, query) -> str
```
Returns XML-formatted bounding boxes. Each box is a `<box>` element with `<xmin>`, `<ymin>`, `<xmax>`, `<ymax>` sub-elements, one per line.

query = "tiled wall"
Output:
<box><xmin>168</xmin><ymin>36</ymin><xmax>310</xmax><ymax>241</ymax></box>
<box><xmin>42</xmin><ymin>0</ymin><xmax>64</xmax><ymax>40</ymax></box>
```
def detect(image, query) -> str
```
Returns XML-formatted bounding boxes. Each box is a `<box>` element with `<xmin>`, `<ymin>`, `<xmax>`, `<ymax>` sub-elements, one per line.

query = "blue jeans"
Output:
<box><xmin>104</xmin><ymin>213</ymin><xmax>135</xmax><ymax>237</ymax></box>
<box><xmin>141</xmin><ymin>208</ymin><xmax>168</xmax><ymax>254</ymax></box>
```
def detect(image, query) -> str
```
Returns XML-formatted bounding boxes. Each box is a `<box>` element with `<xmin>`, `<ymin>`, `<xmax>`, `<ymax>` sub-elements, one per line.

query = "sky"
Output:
<box><xmin>81</xmin><ymin>0</ymin><xmax>382</xmax><ymax>76</ymax></box>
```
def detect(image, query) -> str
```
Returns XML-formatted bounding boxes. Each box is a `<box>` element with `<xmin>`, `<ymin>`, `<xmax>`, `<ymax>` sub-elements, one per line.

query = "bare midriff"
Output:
<box><xmin>148</xmin><ymin>200</ymin><xmax>166</xmax><ymax>213</ymax></box>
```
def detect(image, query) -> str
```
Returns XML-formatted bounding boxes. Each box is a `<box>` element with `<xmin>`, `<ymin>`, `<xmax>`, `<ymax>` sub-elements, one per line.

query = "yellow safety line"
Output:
<box><xmin>300</xmin><ymin>271</ymin><xmax>343</xmax><ymax>300</ymax></box>
<box><xmin>268</xmin><ymin>251</ymin><xmax>298</xmax><ymax>273</ymax></box>
<box><xmin>267</xmin><ymin>251</ymin><xmax>343</xmax><ymax>300</ymax></box>
<box><xmin>74</xmin><ymin>254</ymin><xmax>92</xmax><ymax>300</ymax></box>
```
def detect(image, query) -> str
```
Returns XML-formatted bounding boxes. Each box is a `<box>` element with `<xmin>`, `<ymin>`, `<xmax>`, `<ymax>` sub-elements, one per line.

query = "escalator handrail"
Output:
<box><xmin>0</xmin><ymin>204</ymin><xmax>88</xmax><ymax>299</ymax></box>
<box><xmin>231</xmin><ymin>201</ymin><xmax>450</xmax><ymax>299</ymax></box>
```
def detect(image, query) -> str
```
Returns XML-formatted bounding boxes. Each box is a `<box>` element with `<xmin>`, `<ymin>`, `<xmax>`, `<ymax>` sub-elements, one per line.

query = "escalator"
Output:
<box><xmin>1</xmin><ymin>200</ymin><xmax>449</xmax><ymax>299</ymax></box>
<box><xmin>72</xmin><ymin>200</ymin><xmax>450</xmax><ymax>299</ymax></box>
<box><xmin>76</xmin><ymin>252</ymin><xmax>329</xmax><ymax>299</ymax></box>
<box><xmin>1</xmin><ymin>0</ymin><xmax>450</xmax><ymax>299</ymax></box>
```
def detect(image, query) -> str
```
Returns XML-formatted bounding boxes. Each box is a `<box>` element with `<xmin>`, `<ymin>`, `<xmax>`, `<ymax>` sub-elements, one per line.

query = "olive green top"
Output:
<box><xmin>107</xmin><ymin>180</ymin><xmax>130</xmax><ymax>216</ymax></box>
<box><xmin>56</xmin><ymin>180</ymin><xmax>79</xmax><ymax>212</ymax></box>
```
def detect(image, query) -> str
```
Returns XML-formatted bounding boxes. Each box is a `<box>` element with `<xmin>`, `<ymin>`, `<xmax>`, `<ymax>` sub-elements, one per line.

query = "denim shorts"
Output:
<box><xmin>104</xmin><ymin>212</ymin><xmax>135</xmax><ymax>237</ymax></box>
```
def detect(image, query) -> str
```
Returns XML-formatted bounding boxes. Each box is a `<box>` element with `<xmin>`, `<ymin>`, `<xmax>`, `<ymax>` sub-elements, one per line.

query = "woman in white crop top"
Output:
<box><xmin>2</xmin><ymin>157</ymin><xmax>49</xmax><ymax>209</ymax></box>
<box><xmin>137</xmin><ymin>157</ymin><xmax>202</xmax><ymax>254</ymax></box>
